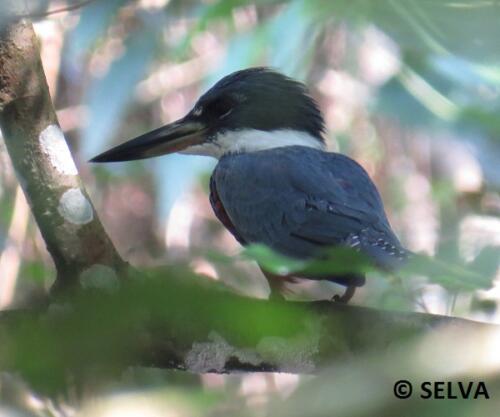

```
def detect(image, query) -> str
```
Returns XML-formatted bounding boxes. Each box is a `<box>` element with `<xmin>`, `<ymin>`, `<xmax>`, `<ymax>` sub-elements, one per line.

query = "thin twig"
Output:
<box><xmin>22</xmin><ymin>0</ymin><xmax>98</xmax><ymax>19</ymax></box>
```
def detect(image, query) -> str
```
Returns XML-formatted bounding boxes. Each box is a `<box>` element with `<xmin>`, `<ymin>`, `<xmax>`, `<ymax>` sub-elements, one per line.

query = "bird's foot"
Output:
<box><xmin>268</xmin><ymin>279</ymin><xmax>298</xmax><ymax>301</ymax></box>
<box><xmin>332</xmin><ymin>286</ymin><xmax>356</xmax><ymax>304</ymax></box>
<box><xmin>268</xmin><ymin>289</ymin><xmax>287</xmax><ymax>302</ymax></box>
<box><xmin>263</xmin><ymin>269</ymin><xmax>296</xmax><ymax>301</ymax></box>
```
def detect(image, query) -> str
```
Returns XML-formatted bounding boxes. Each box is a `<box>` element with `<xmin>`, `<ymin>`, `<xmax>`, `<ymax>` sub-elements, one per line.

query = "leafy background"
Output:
<box><xmin>0</xmin><ymin>0</ymin><xmax>500</xmax><ymax>415</ymax></box>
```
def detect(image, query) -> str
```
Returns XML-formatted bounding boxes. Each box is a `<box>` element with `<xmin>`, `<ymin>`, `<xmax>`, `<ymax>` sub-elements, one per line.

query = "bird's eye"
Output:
<box><xmin>213</xmin><ymin>97</ymin><xmax>234</xmax><ymax>119</ymax></box>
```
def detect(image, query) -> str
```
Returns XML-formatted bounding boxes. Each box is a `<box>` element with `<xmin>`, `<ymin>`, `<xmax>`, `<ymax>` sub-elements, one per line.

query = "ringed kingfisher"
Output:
<box><xmin>91</xmin><ymin>67</ymin><xmax>408</xmax><ymax>302</ymax></box>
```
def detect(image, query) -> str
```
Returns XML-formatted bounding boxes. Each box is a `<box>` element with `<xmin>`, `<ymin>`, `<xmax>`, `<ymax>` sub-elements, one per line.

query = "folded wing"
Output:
<box><xmin>211</xmin><ymin>146</ymin><xmax>407</xmax><ymax>285</ymax></box>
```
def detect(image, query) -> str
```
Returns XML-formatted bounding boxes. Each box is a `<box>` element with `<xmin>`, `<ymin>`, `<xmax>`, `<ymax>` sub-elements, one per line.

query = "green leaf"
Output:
<box><xmin>243</xmin><ymin>244</ymin><xmax>373</xmax><ymax>276</ymax></box>
<box><xmin>311</xmin><ymin>0</ymin><xmax>500</xmax><ymax>64</ymax></box>
<box><xmin>243</xmin><ymin>244</ymin><xmax>494</xmax><ymax>292</ymax></box>
<box><xmin>242</xmin><ymin>244</ymin><xmax>307</xmax><ymax>275</ymax></box>
<box><xmin>403</xmin><ymin>254</ymin><xmax>494</xmax><ymax>291</ymax></box>
<box><xmin>468</xmin><ymin>246</ymin><xmax>500</xmax><ymax>280</ymax></box>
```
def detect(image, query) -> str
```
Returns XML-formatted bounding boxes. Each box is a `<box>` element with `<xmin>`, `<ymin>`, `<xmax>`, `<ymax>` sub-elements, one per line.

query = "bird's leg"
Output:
<box><xmin>260</xmin><ymin>269</ymin><xmax>290</xmax><ymax>301</ymax></box>
<box><xmin>332</xmin><ymin>285</ymin><xmax>356</xmax><ymax>303</ymax></box>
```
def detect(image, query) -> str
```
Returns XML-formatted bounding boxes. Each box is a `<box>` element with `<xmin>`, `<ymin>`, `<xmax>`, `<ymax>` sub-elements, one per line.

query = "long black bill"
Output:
<box><xmin>89</xmin><ymin>118</ymin><xmax>207</xmax><ymax>163</ymax></box>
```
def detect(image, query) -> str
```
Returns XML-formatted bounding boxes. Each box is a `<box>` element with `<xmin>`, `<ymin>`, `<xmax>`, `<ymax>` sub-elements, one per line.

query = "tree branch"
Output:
<box><xmin>0</xmin><ymin>277</ymin><xmax>496</xmax><ymax>382</ymax></box>
<box><xmin>140</xmin><ymin>295</ymin><xmax>497</xmax><ymax>373</ymax></box>
<box><xmin>0</xmin><ymin>20</ymin><xmax>125</xmax><ymax>291</ymax></box>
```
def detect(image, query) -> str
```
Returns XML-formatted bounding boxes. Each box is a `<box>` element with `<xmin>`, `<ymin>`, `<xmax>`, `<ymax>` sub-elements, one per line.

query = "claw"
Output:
<box><xmin>332</xmin><ymin>286</ymin><xmax>356</xmax><ymax>303</ymax></box>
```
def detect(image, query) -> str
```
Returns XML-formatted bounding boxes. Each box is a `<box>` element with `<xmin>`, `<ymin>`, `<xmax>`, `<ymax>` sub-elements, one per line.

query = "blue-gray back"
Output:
<box><xmin>212</xmin><ymin>146</ymin><xmax>405</xmax><ymax>270</ymax></box>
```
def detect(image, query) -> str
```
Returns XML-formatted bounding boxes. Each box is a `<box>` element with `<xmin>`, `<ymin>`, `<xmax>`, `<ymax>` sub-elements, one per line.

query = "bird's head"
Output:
<box><xmin>90</xmin><ymin>67</ymin><xmax>325</xmax><ymax>162</ymax></box>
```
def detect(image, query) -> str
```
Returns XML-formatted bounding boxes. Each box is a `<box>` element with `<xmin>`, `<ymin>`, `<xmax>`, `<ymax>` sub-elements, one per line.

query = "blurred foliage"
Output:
<box><xmin>1</xmin><ymin>0</ymin><xmax>500</xmax><ymax>416</ymax></box>
<box><xmin>243</xmin><ymin>243</ymin><xmax>499</xmax><ymax>291</ymax></box>
<box><xmin>1</xmin><ymin>268</ymin><xmax>315</xmax><ymax>393</ymax></box>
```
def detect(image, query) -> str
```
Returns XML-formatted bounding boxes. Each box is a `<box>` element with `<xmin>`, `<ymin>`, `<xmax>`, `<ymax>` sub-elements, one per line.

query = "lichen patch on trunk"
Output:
<box><xmin>40</xmin><ymin>124</ymin><xmax>78</xmax><ymax>175</ymax></box>
<box><xmin>80</xmin><ymin>264</ymin><xmax>120</xmax><ymax>291</ymax></box>
<box><xmin>185</xmin><ymin>332</ymin><xmax>261</xmax><ymax>373</ymax></box>
<box><xmin>58</xmin><ymin>188</ymin><xmax>93</xmax><ymax>225</ymax></box>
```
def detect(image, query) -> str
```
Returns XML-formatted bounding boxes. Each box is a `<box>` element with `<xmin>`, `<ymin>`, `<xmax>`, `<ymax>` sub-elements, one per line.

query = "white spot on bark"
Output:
<box><xmin>80</xmin><ymin>264</ymin><xmax>119</xmax><ymax>291</ymax></box>
<box><xmin>58</xmin><ymin>188</ymin><xmax>93</xmax><ymax>225</ymax></box>
<box><xmin>39</xmin><ymin>124</ymin><xmax>78</xmax><ymax>175</ymax></box>
<box><xmin>185</xmin><ymin>332</ymin><xmax>260</xmax><ymax>373</ymax></box>
<box><xmin>185</xmin><ymin>320</ymin><xmax>321</xmax><ymax>373</ymax></box>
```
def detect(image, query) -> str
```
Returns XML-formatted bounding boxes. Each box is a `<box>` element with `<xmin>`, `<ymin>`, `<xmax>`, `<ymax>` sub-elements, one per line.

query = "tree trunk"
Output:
<box><xmin>0</xmin><ymin>20</ymin><xmax>125</xmax><ymax>291</ymax></box>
